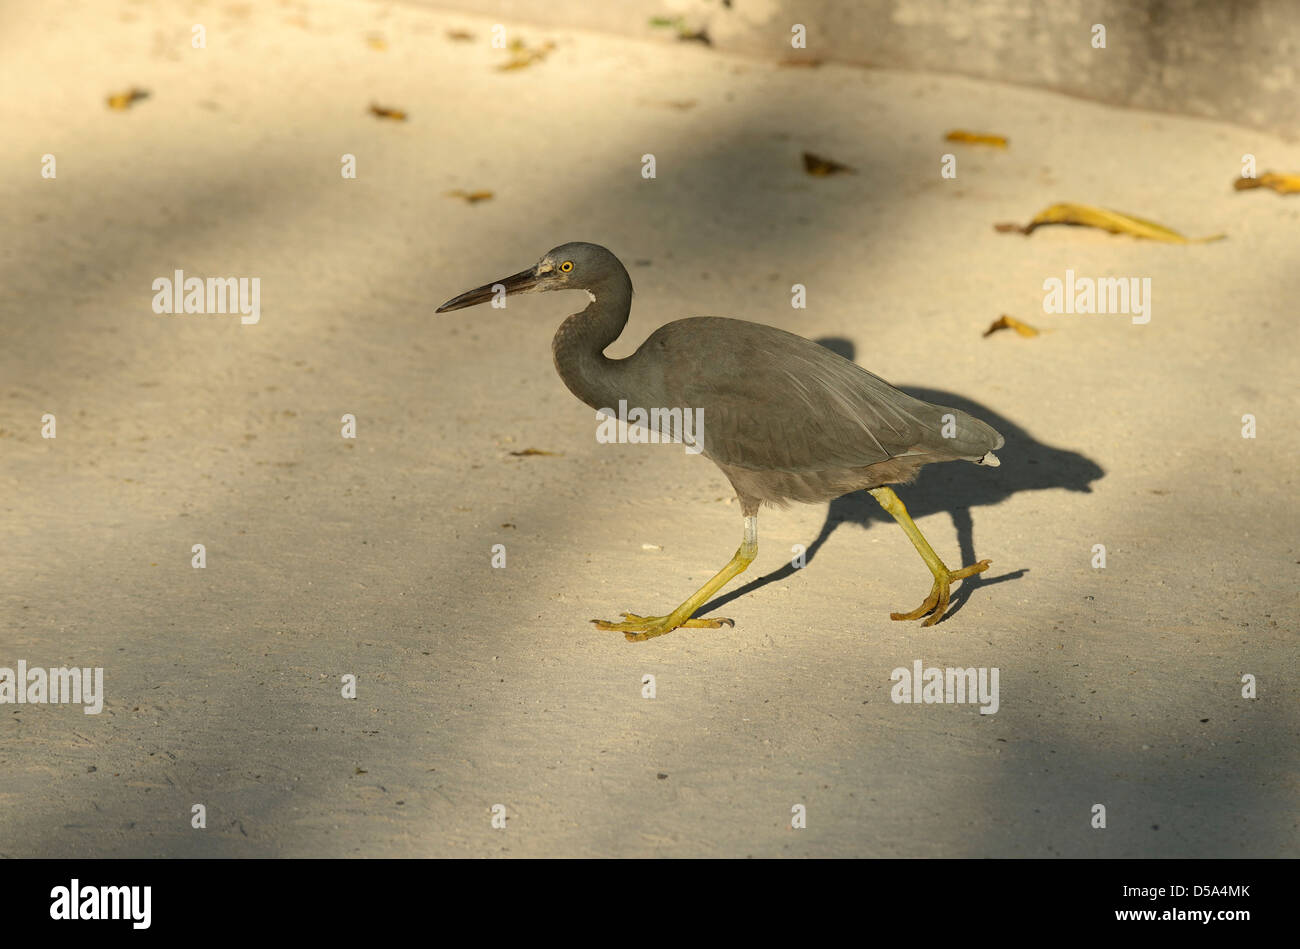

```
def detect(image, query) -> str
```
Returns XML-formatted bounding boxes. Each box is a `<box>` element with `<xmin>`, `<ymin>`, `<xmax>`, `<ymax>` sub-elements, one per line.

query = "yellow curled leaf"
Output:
<box><xmin>945</xmin><ymin>130</ymin><xmax>1008</xmax><ymax>148</ymax></box>
<box><xmin>1233</xmin><ymin>172</ymin><xmax>1300</xmax><ymax>195</ymax></box>
<box><xmin>369</xmin><ymin>103</ymin><xmax>407</xmax><ymax>121</ymax></box>
<box><xmin>983</xmin><ymin>315</ymin><xmax>1039</xmax><ymax>338</ymax></box>
<box><xmin>1007</xmin><ymin>203</ymin><xmax>1224</xmax><ymax>243</ymax></box>
<box><xmin>106</xmin><ymin>88</ymin><xmax>149</xmax><ymax>110</ymax></box>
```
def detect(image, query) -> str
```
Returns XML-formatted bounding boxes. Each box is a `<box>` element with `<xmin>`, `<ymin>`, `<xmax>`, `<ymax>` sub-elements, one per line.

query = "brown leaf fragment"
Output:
<box><xmin>802</xmin><ymin>151</ymin><xmax>855</xmax><ymax>176</ymax></box>
<box><xmin>509</xmin><ymin>448</ymin><xmax>560</xmax><ymax>457</ymax></box>
<box><xmin>945</xmin><ymin>130</ymin><xmax>1009</xmax><ymax>147</ymax></box>
<box><xmin>106</xmin><ymin>88</ymin><xmax>149</xmax><ymax>110</ymax></box>
<box><xmin>446</xmin><ymin>29</ymin><xmax>475</xmax><ymax>41</ymax></box>
<box><xmin>999</xmin><ymin>203</ymin><xmax>1224</xmax><ymax>243</ymax></box>
<box><xmin>369</xmin><ymin>103</ymin><xmax>407</xmax><ymax>121</ymax></box>
<box><xmin>445</xmin><ymin>189</ymin><xmax>494</xmax><ymax>204</ymax></box>
<box><xmin>1233</xmin><ymin>172</ymin><xmax>1300</xmax><ymax>194</ymax></box>
<box><xmin>983</xmin><ymin>315</ymin><xmax>1040</xmax><ymax>338</ymax></box>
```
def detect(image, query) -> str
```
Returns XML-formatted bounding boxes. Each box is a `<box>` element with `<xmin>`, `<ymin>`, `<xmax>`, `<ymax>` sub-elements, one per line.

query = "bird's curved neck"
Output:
<box><xmin>551</xmin><ymin>277</ymin><xmax>633</xmax><ymax>411</ymax></box>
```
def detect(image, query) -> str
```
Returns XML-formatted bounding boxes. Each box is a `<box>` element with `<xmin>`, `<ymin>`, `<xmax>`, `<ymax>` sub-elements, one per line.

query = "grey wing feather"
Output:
<box><xmin>654</xmin><ymin>318</ymin><xmax>1002</xmax><ymax>472</ymax></box>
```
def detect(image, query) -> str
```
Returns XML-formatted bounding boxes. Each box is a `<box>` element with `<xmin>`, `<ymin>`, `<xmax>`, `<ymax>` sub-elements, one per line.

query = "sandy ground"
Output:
<box><xmin>1</xmin><ymin>0</ymin><xmax>1297</xmax><ymax>858</ymax></box>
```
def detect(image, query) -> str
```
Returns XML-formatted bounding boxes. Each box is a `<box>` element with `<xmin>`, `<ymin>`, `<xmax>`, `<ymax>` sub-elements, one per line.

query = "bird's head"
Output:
<box><xmin>435</xmin><ymin>242</ymin><xmax>630</xmax><ymax>312</ymax></box>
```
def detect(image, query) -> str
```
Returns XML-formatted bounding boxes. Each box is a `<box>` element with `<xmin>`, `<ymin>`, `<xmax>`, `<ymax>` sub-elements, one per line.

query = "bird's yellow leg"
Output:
<box><xmin>868</xmin><ymin>486</ymin><xmax>990</xmax><ymax>627</ymax></box>
<box><xmin>593</xmin><ymin>516</ymin><xmax>757</xmax><ymax>642</ymax></box>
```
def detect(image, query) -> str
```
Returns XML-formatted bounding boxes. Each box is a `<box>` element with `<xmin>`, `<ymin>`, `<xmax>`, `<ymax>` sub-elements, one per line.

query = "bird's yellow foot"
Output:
<box><xmin>592</xmin><ymin>612</ymin><xmax>734</xmax><ymax>643</ymax></box>
<box><xmin>890</xmin><ymin>559</ymin><xmax>991</xmax><ymax>627</ymax></box>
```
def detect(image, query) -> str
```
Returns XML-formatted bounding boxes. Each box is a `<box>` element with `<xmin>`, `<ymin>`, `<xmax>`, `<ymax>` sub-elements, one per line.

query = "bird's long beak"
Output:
<box><xmin>435</xmin><ymin>267</ymin><xmax>541</xmax><ymax>312</ymax></box>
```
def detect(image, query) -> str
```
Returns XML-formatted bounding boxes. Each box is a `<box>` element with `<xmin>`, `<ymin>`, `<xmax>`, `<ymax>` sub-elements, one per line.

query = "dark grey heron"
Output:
<box><xmin>437</xmin><ymin>242</ymin><xmax>1003</xmax><ymax>641</ymax></box>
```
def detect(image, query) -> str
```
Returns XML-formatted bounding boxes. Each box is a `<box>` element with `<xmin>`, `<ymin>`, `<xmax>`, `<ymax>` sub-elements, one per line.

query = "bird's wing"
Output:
<box><xmin>652</xmin><ymin>318</ymin><xmax>1000</xmax><ymax>472</ymax></box>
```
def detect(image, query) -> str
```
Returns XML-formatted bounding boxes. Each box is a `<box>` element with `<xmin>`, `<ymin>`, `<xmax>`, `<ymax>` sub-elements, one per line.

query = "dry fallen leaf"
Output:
<box><xmin>802</xmin><ymin>151</ymin><xmax>855</xmax><ymax>177</ymax></box>
<box><xmin>1233</xmin><ymin>172</ymin><xmax>1300</xmax><ymax>195</ymax></box>
<box><xmin>446</xmin><ymin>29</ymin><xmax>475</xmax><ymax>41</ymax></box>
<box><xmin>996</xmin><ymin>203</ymin><xmax>1225</xmax><ymax>243</ymax></box>
<box><xmin>945</xmin><ymin>130</ymin><xmax>1009</xmax><ymax>147</ymax></box>
<box><xmin>983</xmin><ymin>315</ymin><xmax>1040</xmax><ymax>338</ymax></box>
<box><xmin>509</xmin><ymin>448</ymin><xmax>559</xmax><ymax>457</ymax></box>
<box><xmin>369</xmin><ymin>103</ymin><xmax>407</xmax><ymax>121</ymax></box>
<box><xmin>106</xmin><ymin>88</ymin><xmax>149</xmax><ymax>110</ymax></box>
<box><xmin>445</xmin><ymin>189</ymin><xmax>494</xmax><ymax>204</ymax></box>
<box><xmin>498</xmin><ymin>38</ymin><xmax>556</xmax><ymax>71</ymax></box>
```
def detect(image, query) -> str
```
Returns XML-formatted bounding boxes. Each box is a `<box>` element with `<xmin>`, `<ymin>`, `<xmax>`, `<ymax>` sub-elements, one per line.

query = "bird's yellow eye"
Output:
<box><xmin>560</xmin><ymin>261</ymin><xmax>574</xmax><ymax>273</ymax></box>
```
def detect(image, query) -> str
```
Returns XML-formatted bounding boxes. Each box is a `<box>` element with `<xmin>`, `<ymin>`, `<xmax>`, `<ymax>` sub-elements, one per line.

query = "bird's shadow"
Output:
<box><xmin>695</xmin><ymin>336</ymin><xmax>1105</xmax><ymax>624</ymax></box>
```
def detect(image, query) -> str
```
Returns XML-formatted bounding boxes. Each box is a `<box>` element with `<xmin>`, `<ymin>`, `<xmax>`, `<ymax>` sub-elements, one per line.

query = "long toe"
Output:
<box><xmin>591</xmin><ymin>614</ymin><xmax>652</xmax><ymax>632</ymax></box>
<box><xmin>591</xmin><ymin>612</ymin><xmax>733</xmax><ymax>638</ymax></box>
<box><xmin>890</xmin><ymin>581</ymin><xmax>943</xmax><ymax>621</ymax></box>
<box><xmin>950</xmin><ymin>559</ymin><xmax>992</xmax><ymax>581</ymax></box>
<box><xmin>921</xmin><ymin>579</ymin><xmax>953</xmax><ymax>627</ymax></box>
<box><xmin>906</xmin><ymin>561</ymin><xmax>989</xmax><ymax>626</ymax></box>
<box><xmin>609</xmin><ymin>612</ymin><xmax>731</xmax><ymax>627</ymax></box>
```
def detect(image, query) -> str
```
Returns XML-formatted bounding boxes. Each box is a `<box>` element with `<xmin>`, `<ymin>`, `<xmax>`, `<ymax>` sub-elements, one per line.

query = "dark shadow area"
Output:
<box><xmin>697</xmin><ymin>336</ymin><xmax>1105</xmax><ymax>621</ymax></box>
